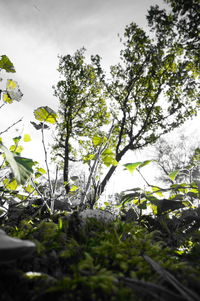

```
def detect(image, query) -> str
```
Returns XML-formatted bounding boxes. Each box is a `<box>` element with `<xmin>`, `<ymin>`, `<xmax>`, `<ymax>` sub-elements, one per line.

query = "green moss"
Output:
<box><xmin>1</xmin><ymin>213</ymin><xmax>200</xmax><ymax>300</ymax></box>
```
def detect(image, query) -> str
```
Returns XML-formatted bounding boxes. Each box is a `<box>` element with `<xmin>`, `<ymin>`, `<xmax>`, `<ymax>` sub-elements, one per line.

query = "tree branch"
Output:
<box><xmin>0</xmin><ymin>118</ymin><xmax>23</xmax><ymax>135</ymax></box>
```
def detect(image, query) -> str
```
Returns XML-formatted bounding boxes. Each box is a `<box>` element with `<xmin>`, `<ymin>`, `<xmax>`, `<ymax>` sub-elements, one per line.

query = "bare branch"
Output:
<box><xmin>0</xmin><ymin>118</ymin><xmax>23</xmax><ymax>135</ymax></box>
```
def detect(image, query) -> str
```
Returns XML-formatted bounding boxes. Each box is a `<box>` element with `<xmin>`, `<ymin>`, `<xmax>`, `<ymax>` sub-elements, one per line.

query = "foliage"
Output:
<box><xmin>120</xmin><ymin>155</ymin><xmax>200</xmax><ymax>250</ymax></box>
<box><xmin>0</xmin><ymin>144</ymin><xmax>35</xmax><ymax>185</ymax></box>
<box><xmin>148</xmin><ymin>0</ymin><xmax>200</xmax><ymax>73</ymax></box>
<box><xmin>1</xmin><ymin>209</ymin><xmax>200</xmax><ymax>301</ymax></box>
<box><xmin>0</xmin><ymin>57</ymin><xmax>52</xmax><ymax>216</ymax></box>
<box><xmin>0</xmin><ymin>55</ymin><xmax>23</xmax><ymax>103</ymax></box>
<box><xmin>52</xmin><ymin>48</ymin><xmax>110</xmax><ymax>193</ymax></box>
<box><xmin>152</xmin><ymin>135</ymin><xmax>200</xmax><ymax>185</ymax></box>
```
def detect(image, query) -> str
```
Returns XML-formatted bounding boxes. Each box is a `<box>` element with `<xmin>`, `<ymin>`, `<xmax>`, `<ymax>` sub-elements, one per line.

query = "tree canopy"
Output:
<box><xmin>53</xmin><ymin>0</ymin><xmax>199</xmax><ymax>205</ymax></box>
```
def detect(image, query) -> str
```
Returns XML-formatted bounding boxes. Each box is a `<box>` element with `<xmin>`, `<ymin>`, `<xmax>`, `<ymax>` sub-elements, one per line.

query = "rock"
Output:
<box><xmin>79</xmin><ymin>209</ymin><xmax>115</xmax><ymax>225</ymax></box>
<box><xmin>0</xmin><ymin>229</ymin><xmax>36</xmax><ymax>262</ymax></box>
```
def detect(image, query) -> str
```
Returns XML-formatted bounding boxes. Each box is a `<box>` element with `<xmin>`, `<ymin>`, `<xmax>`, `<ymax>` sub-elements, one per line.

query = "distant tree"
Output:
<box><xmin>53</xmin><ymin>0</ymin><xmax>199</xmax><ymax>206</ymax></box>
<box><xmin>152</xmin><ymin>135</ymin><xmax>200</xmax><ymax>185</ymax></box>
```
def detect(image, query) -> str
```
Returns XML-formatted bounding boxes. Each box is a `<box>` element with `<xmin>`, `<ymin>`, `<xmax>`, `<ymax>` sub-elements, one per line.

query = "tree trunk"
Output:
<box><xmin>64</xmin><ymin>132</ymin><xmax>70</xmax><ymax>194</ymax></box>
<box><xmin>96</xmin><ymin>145</ymin><xmax>130</xmax><ymax>198</ymax></box>
<box><xmin>96</xmin><ymin>164</ymin><xmax>118</xmax><ymax>197</ymax></box>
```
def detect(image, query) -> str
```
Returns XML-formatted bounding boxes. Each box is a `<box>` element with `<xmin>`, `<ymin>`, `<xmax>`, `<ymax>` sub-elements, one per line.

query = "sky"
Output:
<box><xmin>0</xmin><ymin>0</ymin><xmax>199</xmax><ymax>194</ymax></box>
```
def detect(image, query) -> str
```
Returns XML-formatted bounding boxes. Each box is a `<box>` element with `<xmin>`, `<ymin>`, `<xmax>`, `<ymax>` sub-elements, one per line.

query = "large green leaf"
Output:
<box><xmin>124</xmin><ymin>160</ymin><xmax>153</xmax><ymax>174</ymax></box>
<box><xmin>0</xmin><ymin>144</ymin><xmax>34</xmax><ymax>185</ymax></box>
<box><xmin>34</xmin><ymin>106</ymin><xmax>58</xmax><ymax>124</ymax></box>
<box><xmin>124</xmin><ymin>162</ymin><xmax>143</xmax><ymax>174</ymax></box>
<box><xmin>139</xmin><ymin>160</ymin><xmax>154</xmax><ymax>168</ymax></box>
<box><xmin>0</xmin><ymin>55</ymin><xmax>15</xmax><ymax>73</ymax></box>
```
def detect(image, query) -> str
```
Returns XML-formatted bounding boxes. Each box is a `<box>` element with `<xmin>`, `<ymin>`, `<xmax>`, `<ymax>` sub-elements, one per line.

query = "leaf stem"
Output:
<box><xmin>41</xmin><ymin>123</ymin><xmax>53</xmax><ymax>210</ymax></box>
<box><xmin>0</xmin><ymin>118</ymin><xmax>23</xmax><ymax>135</ymax></box>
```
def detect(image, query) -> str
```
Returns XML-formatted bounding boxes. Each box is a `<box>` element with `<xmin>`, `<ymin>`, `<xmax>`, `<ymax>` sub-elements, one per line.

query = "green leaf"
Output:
<box><xmin>124</xmin><ymin>160</ymin><xmax>154</xmax><ymax>174</ymax></box>
<box><xmin>14</xmin><ymin>157</ymin><xmax>35</xmax><ymax>184</ymax></box>
<box><xmin>10</xmin><ymin>145</ymin><xmax>24</xmax><ymax>154</ymax></box>
<box><xmin>124</xmin><ymin>162</ymin><xmax>142</xmax><ymax>174</ymax></box>
<box><xmin>13</xmin><ymin>136</ymin><xmax>22</xmax><ymax>144</ymax></box>
<box><xmin>101</xmin><ymin>149</ymin><xmax>118</xmax><ymax>166</ymax></box>
<box><xmin>102</xmin><ymin>155</ymin><xmax>118</xmax><ymax>167</ymax></box>
<box><xmin>0</xmin><ymin>144</ymin><xmax>34</xmax><ymax>185</ymax></box>
<box><xmin>58</xmin><ymin>218</ymin><xmax>63</xmax><ymax>230</ymax></box>
<box><xmin>24</xmin><ymin>184</ymin><xmax>35</xmax><ymax>193</ymax></box>
<box><xmin>3</xmin><ymin>179</ymin><xmax>18</xmax><ymax>190</ymax></box>
<box><xmin>151</xmin><ymin>186</ymin><xmax>164</xmax><ymax>197</ymax></box>
<box><xmin>34</xmin><ymin>106</ymin><xmax>58</xmax><ymax>124</ymax></box>
<box><xmin>23</xmin><ymin>134</ymin><xmax>31</xmax><ymax>142</ymax></box>
<box><xmin>0</xmin><ymin>55</ymin><xmax>15</xmax><ymax>73</ymax></box>
<box><xmin>3</xmin><ymin>92</ymin><xmax>13</xmax><ymax>103</ymax></box>
<box><xmin>102</xmin><ymin>149</ymin><xmax>113</xmax><ymax>155</ymax></box>
<box><xmin>104</xmin><ymin>202</ymin><xmax>110</xmax><ymax>206</ymax></box>
<box><xmin>92</xmin><ymin>136</ymin><xmax>103</xmax><ymax>146</ymax></box>
<box><xmin>36</xmin><ymin>167</ymin><xmax>46</xmax><ymax>174</ymax></box>
<box><xmin>83</xmin><ymin>154</ymin><xmax>96</xmax><ymax>162</ymax></box>
<box><xmin>70</xmin><ymin>184</ymin><xmax>78</xmax><ymax>192</ymax></box>
<box><xmin>168</xmin><ymin>170</ymin><xmax>180</xmax><ymax>181</ymax></box>
<box><xmin>6</xmin><ymin>79</ymin><xmax>23</xmax><ymax>102</ymax></box>
<box><xmin>139</xmin><ymin>160</ymin><xmax>154</xmax><ymax>168</ymax></box>
<box><xmin>150</xmin><ymin>203</ymin><xmax>158</xmax><ymax>215</ymax></box>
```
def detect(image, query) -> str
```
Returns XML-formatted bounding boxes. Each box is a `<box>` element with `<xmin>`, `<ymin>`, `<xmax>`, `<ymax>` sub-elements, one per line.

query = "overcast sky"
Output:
<box><xmin>0</xmin><ymin>0</ymin><xmax>199</xmax><ymax>192</ymax></box>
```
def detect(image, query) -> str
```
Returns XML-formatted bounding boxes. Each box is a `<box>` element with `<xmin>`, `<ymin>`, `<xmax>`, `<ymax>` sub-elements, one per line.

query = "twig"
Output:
<box><xmin>41</xmin><ymin>124</ymin><xmax>53</xmax><ymax>206</ymax></box>
<box><xmin>0</xmin><ymin>103</ymin><xmax>5</xmax><ymax>110</ymax></box>
<box><xmin>0</xmin><ymin>118</ymin><xmax>23</xmax><ymax>135</ymax></box>
<box><xmin>136</xmin><ymin>167</ymin><xmax>151</xmax><ymax>186</ymax></box>
<box><xmin>30</xmin><ymin>178</ymin><xmax>51</xmax><ymax>212</ymax></box>
<box><xmin>81</xmin><ymin>122</ymin><xmax>115</xmax><ymax>205</ymax></box>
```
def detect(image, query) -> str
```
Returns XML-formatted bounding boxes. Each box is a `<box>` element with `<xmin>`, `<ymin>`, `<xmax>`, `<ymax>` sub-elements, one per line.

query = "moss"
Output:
<box><xmin>0</xmin><ymin>213</ymin><xmax>199</xmax><ymax>300</ymax></box>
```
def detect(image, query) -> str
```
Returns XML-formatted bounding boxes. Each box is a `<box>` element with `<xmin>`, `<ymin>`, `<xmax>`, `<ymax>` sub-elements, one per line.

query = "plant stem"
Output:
<box><xmin>41</xmin><ymin>123</ymin><xmax>53</xmax><ymax>210</ymax></box>
<box><xmin>0</xmin><ymin>118</ymin><xmax>23</xmax><ymax>135</ymax></box>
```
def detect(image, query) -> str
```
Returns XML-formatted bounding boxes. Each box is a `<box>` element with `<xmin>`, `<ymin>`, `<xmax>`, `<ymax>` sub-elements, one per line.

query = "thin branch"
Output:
<box><xmin>82</xmin><ymin>122</ymin><xmax>115</xmax><ymax>205</ymax></box>
<box><xmin>0</xmin><ymin>118</ymin><xmax>23</xmax><ymax>135</ymax></box>
<box><xmin>0</xmin><ymin>103</ymin><xmax>5</xmax><ymax>110</ymax></box>
<box><xmin>41</xmin><ymin>124</ymin><xmax>53</xmax><ymax>204</ymax></box>
<box><xmin>136</xmin><ymin>168</ymin><xmax>151</xmax><ymax>186</ymax></box>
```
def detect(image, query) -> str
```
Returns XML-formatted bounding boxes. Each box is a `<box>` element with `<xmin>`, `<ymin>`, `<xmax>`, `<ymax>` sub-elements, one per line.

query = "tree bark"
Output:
<box><xmin>97</xmin><ymin>144</ymin><xmax>130</xmax><ymax>197</ymax></box>
<box><xmin>64</xmin><ymin>133</ymin><xmax>70</xmax><ymax>194</ymax></box>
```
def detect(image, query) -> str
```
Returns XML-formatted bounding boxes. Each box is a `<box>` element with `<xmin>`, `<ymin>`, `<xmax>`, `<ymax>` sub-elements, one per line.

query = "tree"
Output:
<box><xmin>53</xmin><ymin>0</ymin><xmax>199</xmax><ymax>206</ymax></box>
<box><xmin>152</xmin><ymin>135</ymin><xmax>200</xmax><ymax>185</ymax></box>
<box><xmin>52</xmin><ymin>48</ymin><xmax>110</xmax><ymax>193</ymax></box>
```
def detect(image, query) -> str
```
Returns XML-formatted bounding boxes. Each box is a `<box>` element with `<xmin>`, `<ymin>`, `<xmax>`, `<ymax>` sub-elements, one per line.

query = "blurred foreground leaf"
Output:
<box><xmin>0</xmin><ymin>144</ymin><xmax>35</xmax><ymax>185</ymax></box>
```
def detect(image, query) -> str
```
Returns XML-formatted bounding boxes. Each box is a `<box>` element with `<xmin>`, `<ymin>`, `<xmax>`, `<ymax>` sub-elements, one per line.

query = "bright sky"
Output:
<box><xmin>0</xmin><ymin>0</ymin><xmax>199</xmax><ymax>194</ymax></box>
